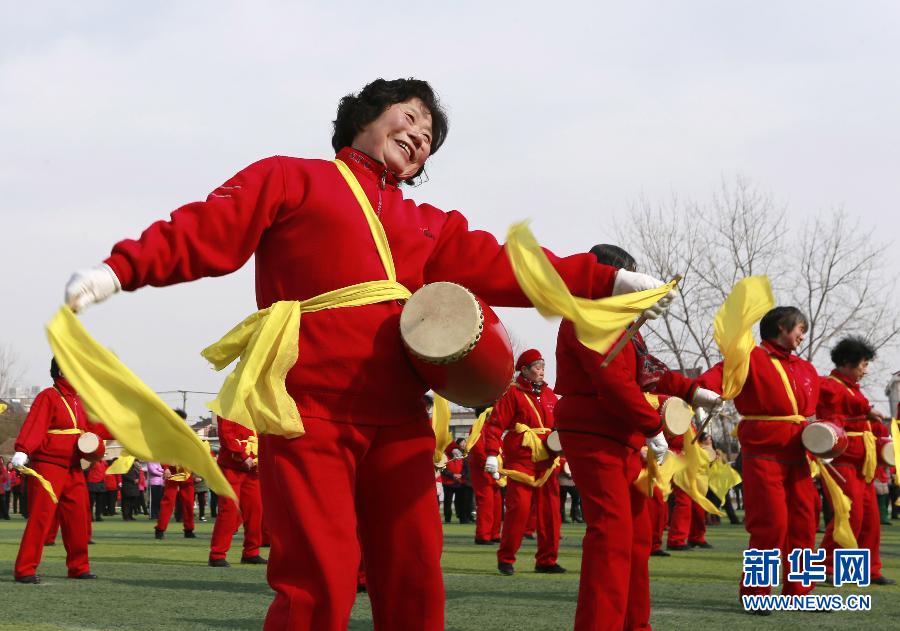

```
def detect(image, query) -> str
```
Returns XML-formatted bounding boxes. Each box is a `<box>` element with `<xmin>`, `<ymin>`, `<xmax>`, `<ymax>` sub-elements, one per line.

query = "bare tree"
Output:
<box><xmin>0</xmin><ymin>342</ymin><xmax>25</xmax><ymax>398</ymax></box>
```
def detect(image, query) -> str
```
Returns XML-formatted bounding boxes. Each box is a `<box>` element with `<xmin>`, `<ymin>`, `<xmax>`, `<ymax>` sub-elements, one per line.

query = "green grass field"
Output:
<box><xmin>2</xmin><ymin>514</ymin><xmax>899</xmax><ymax>630</ymax></box>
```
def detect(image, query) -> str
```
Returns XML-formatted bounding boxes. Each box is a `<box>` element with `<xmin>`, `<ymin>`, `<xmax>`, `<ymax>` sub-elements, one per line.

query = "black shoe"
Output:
<box><xmin>650</xmin><ymin>549</ymin><xmax>671</xmax><ymax>557</ymax></box>
<box><xmin>88</xmin><ymin>540</ymin><xmax>96</xmax><ymax>545</ymax></box>
<box><xmin>93</xmin><ymin>517</ymin><xmax>103</xmax><ymax>522</ymax></box>
<box><xmin>71</xmin><ymin>572</ymin><xmax>97</xmax><ymax>579</ymax></box>
<box><xmin>474</xmin><ymin>539</ymin><xmax>495</xmax><ymax>545</ymax></box>
<box><xmin>14</xmin><ymin>575</ymin><xmax>40</xmax><ymax>584</ymax></box>
<box><xmin>357</xmin><ymin>582</ymin><xmax>367</xmax><ymax>593</ymax></box>
<box><xmin>561</xmin><ymin>518</ymin><xmax>570</xmax><ymax>523</ymax></box>
<box><xmin>872</xmin><ymin>575</ymin><xmax>897</xmax><ymax>585</ymax></box>
<box><xmin>535</xmin><ymin>563</ymin><xmax>566</xmax><ymax>574</ymax></box>
<box><xmin>491</xmin><ymin>538</ymin><xmax>501</xmax><ymax>544</ymax></box>
<box><xmin>498</xmin><ymin>562</ymin><xmax>515</xmax><ymax>576</ymax></box>
<box><xmin>240</xmin><ymin>555</ymin><xmax>268</xmax><ymax>565</ymax></box>
<box><xmin>184</xmin><ymin>530</ymin><xmax>196</xmax><ymax>539</ymax></box>
<box><xmin>524</xmin><ymin>534</ymin><xmax>535</xmax><ymax>540</ymax></box>
<box><xmin>690</xmin><ymin>541</ymin><xmax>713</xmax><ymax>549</ymax></box>
<box><xmin>154</xmin><ymin>528</ymin><xmax>165</xmax><ymax>539</ymax></box>
<box><xmin>208</xmin><ymin>558</ymin><xmax>230</xmax><ymax>568</ymax></box>
<box><xmin>667</xmin><ymin>544</ymin><xmax>691</xmax><ymax>551</ymax></box>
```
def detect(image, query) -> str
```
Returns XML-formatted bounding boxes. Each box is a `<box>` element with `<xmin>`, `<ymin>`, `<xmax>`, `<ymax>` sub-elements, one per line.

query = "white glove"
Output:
<box><xmin>691</xmin><ymin>388</ymin><xmax>722</xmax><ymax>412</ymax></box>
<box><xmin>645</xmin><ymin>434</ymin><xmax>668</xmax><ymax>465</ymax></box>
<box><xmin>65</xmin><ymin>263</ymin><xmax>121</xmax><ymax>312</ymax></box>
<box><xmin>820</xmin><ymin>457</ymin><xmax>834</xmax><ymax>465</ymax></box>
<box><xmin>484</xmin><ymin>455</ymin><xmax>500</xmax><ymax>480</ymax></box>
<box><xmin>11</xmin><ymin>451</ymin><xmax>28</xmax><ymax>468</ymax></box>
<box><xmin>612</xmin><ymin>270</ymin><xmax>676</xmax><ymax>320</ymax></box>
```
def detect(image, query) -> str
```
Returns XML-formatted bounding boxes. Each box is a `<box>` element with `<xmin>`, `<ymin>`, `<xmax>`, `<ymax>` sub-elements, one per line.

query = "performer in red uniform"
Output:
<box><xmin>698</xmin><ymin>306</ymin><xmax>820</xmax><ymax>601</ymax></box>
<box><xmin>11</xmin><ymin>358</ymin><xmax>111</xmax><ymax>583</ymax></box>
<box><xmin>467</xmin><ymin>407</ymin><xmax>503</xmax><ymax>545</ymax></box>
<box><xmin>665</xmin><ymin>431</ymin><xmax>712</xmax><ymax>551</ymax></box>
<box><xmin>64</xmin><ymin>78</ymin><xmax>670</xmax><ymax>630</ymax></box>
<box><xmin>209</xmin><ymin>416</ymin><xmax>266</xmax><ymax>566</ymax></box>
<box><xmin>648</xmin><ymin>485</ymin><xmax>669</xmax><ymax>557</ymax></box>
<box><xmin>482</xmin><ymin>350</ymin><xmax>564</xmax><ymax>575</ymax></box>
<box><xmin>554</xmin><ymin>245</ymin><xmax>716</xmax><ymax>631</ymax></box>
<box><xmin>816</xmin><ymin>336</ymin><xmax>895</xmax><ymax>585</ymax></box>
<box><xmin>154</xmin><ymin>409</ymin><xmax>196</xmax><ymax>539</ymax></box>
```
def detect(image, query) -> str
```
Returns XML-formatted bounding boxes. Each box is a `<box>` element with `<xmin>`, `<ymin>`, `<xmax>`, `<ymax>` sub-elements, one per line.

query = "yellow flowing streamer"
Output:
<box><xmin>168</xmin><ymin>465</ymin><xmax>192</xmax><ymax>483</ymax></box>
<box><xmin>846</xmin><ymin>430</ymin><xmax>877</xmax><ymax>484</ymax></box>
<box><xmin>0</xmin><ymin>402</ymin><xmax>7</xmax><ymax>414</ymax></box>
<box><xmin>45</xmin><ymin>307</ymin><xmax>236</xmax><ymax>501</ymax></box>
<box><xmin>672</xmin><ymin>426</ymin><xmax>725</xmax><ymax>516</ymax></box>
<box><xmin>432</xmin><ymin>394</ymin><xmax>453</xmax><ymax>464</ymax></box>
<box><xmin>505</xmin><ymin>222</ymin><xmax>677</xmax><ymax>355</ymax></box>
<box><xmin>817</xmin><ymin>460</ymin><xmax>858</xmax><ymax>549</ymax></box>
<box><xmin>500</xmin><ymin>457</ymin><xmax>561</xmax><ymax>487</ymax></box>
<box><xmin>106</xmin><ymin>453</ymin><xmax>136</xmax><ymax>475</ymax></box>
<box><xmin>465</xmin><ymin>408</ymin><xmax>492</xmax><ymax>453</ymax></box>
<box><xmin>17</xmin><ymin>466</ymin><xmax>58</xmax><ymax>504</ymax></box>
<box><xmin>202</xmin><ymin>160</ymin><xmax>411</xmax><ymax>437</ymax></box>
<box><xmin>708</xmin><ymin>460</ymin><xmax>742</xmax><ymax>504</ymax></box>
<box><xmin>891</xmin><ymin>419</ymin><xmax>900</xmax><ymax>493</ymax></box>
<box><xmin>713</xmin><ymin>276</ymin><xmax>775</xmax><ymax>400</ymax></box>
<box><xmin>634</xmin><ymin>451</ymin><xmax>685</xmax><ymax>499</ymax></box>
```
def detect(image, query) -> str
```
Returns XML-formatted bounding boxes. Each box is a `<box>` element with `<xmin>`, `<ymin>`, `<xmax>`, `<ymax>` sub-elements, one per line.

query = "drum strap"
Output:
<box><xmin>740</xmin><ymin>356</ymin><xmax>805</xmax><ymax>423</ymax></box>
<box><xmin>827</xmin><ymin>374</ymin><xmax>857</xmax><ymax>397</ymax></box>
<box><xmin>846</xmin><ymin>429</ymin><xmax>877</xmax><ymax>483</ymax></box>
<box><xmin>47</xmin><ymin>388</ymin><xmax>83</xmax><ymax>435</ymax></box>
<box><xmin>201</xmin><ymin>161</ymin><xmax>413</xmax><ymax>437</ymax></box>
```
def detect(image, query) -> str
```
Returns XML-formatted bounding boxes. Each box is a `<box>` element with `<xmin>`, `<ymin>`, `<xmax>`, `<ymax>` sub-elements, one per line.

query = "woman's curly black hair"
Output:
<box><xmin>759</xmin><ymin>306</ymin><xmax>808</xmax><ymax>341</ymax></box>
<box><xmin>830</xmin><ymin>336</ymin><xmax>876</xmax><ymax>368</ymax></box>
<box><xmin>588</xmin><ymin>244</ymin><xmax>638</xmax><ymax>272</ymax></box>
<box><xmin>331</xmin><ymin>78</ymin><xmax>449</xmax><ymax>184</ymax></box>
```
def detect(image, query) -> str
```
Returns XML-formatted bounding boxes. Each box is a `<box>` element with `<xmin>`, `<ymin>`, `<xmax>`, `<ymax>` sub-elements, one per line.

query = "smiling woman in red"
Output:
<box><xmin>817</xmin><ymin>336</ymin><xmax>894</xmax><ymax>585</ymax></box>
<box><xmin>63</xmin><ymin>79</ymin><xmax>668</xmax><ymax>630</ymax></box>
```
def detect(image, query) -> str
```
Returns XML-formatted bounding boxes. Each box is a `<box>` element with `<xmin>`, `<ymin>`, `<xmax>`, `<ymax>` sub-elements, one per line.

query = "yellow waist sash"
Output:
<box><xmin>500</xmin><ymin>457</ymin><xmax>561</xmax><ymax>488</ymax></box>
<box><xmin>845</xmin><ymin>430</ymin><xmax>877</xmax><ymax>484</ymax></box>
<box><xmin>740</xmin><ymin>415</ymin><xmax>805</xmax><ymax>423</ymax></box>
<box><xmin>47</xmin><ymin>428</ymin><xmax>84</xmax><ymax>435</ymax></box>
<box><xmin>514</xmin><ymin>423</ymin><xmax>551</xmax><ymax>463</ymax></box>
<box><xmin>202</xmin><ymin>160</ymin><xmax>411</xmax><ymax>437</ymax></box>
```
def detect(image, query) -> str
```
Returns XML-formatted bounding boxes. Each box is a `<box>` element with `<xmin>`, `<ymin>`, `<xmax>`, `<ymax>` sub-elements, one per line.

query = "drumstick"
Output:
<box><xmin>599</xmin><ymin>274</ymin><xmax>682</xmax><ymax>369</ymax></box>
<box><xmin>692</xmin><ymin>404</ymin><xmax>723</xmax><ymax>444</ymax></box>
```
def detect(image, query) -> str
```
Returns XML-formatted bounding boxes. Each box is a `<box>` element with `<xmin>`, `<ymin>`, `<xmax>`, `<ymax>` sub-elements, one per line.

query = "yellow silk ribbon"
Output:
<box><xmin>672</xmin><ymin>426</ymin><xmax>725</xmax><ymax>516</ymax></box>
<box><xmin>168</xmin><ymin>466</ymin><xmax>192</xmax><ymax>483</ymax></box>
<box><xmin>505</xmin><ymin>221</ymin><xmax>676</xmax><ymax>355</ymax></box>
<box><xmin>514</xmin><ymin>424</ymin><xmax>551</xmax><ymax>463</ymax></box>
<box><xmin>713</xmin><ymin>276</ymin><xmax>775</xmax><ymax>400</ymax></box>
<box><xmin>816</xmin><ymin>459</ymin><xmax>858</xmax><ymax>549</ymax></box>
<box><xmin>16</xmin><ymin>466</ymin><xmax>58</xmax><ymax>504</ymax></box>
<box><xmin>240</xmin><ymin>433</ymin><xmax>259</xmax><ymax>457</ymax></box>
<box><xmin>46</xmin><ymin>428</ymin><xmax>83</xmax><ymax>435</ymax></box>
<box><xmin>0</xmin><ymin>402</ymin><xmax>7</xmax><ymax>414</ymax></box>
<box><xmin>500</xmin><ymin>457</ymin><xmax>561</xmax><ymax>488</ymax></box>
<box><xmin>45</xmin><ymin>307</ymin><xmax>236</xmax><ymax>501</ymax></box>
<box><xmin>202</xmin><ymin>160</ymin><xmax>412</xmax><ymax>437</ymax></box>
<box><xmin>465</xmin><ymin>407</ymin><xmax>492</xmax><ymax>453</ymax></box>
<box><xmin>432</xmin><ymin>394</ymin><xmax>453</xmax><ymax>464</ymax></box>
<box><xmin>106</xmin><ymin>453</ymin><xmax>136</xmax><ymax>475</ymax></box>
<box><xmin>846</xmin><ymin>430</ymin><xmax>877</xmax><ymax>484</ymax></box>
<box><xmin>634</xmin><ymin>452</ymin><xmax>685</xmax><ymax>499</ymax></box>
<box><xmin>708</xmin><ymin>460</ymin><xmax>742</xmax><ymax>504</ymax></box>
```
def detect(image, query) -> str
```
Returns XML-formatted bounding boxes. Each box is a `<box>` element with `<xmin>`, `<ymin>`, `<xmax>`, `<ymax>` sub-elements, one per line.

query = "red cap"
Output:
<box><xmin>516</xmin><ymin>349</ymin><xmax>543</xmax><ymax>371</ymax></box>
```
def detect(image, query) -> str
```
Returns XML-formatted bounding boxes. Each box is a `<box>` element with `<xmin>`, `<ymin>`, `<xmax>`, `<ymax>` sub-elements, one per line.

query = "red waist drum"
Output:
<box><xmin>877</xmin><ymin>437</ymin><xmax>895</xmax><ymax>467</ymax></box>
<box><xmin>77</xmin><ymin>432</ymin><xmax>106</xmax><ymax>463</ymax></box>
<box><xmin>801</xmin><ymin>421</ymin><xmax>848</xmax><ymax>459</ymax></box>
<box><xmin>400</xmin><ymin>282</ymin><xmax>514</xmax><ymax>407</ymax></box>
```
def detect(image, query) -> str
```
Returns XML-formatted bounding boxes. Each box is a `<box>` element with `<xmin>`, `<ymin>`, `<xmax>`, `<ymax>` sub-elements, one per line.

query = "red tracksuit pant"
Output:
<box><xmin>15</xmin><ymin>462</ymin><xmax>91</xmax><ymax>578</ymax></box>
<box><xmin>156</xmin><ymin>480</ymin><xmax>195</xmax><ymax>532</ymax></box>
<box><xmin>210</xmin><ymin>467</ymin><xmax>262</xmax><ymax>560</ymax></box>
<box><xmin>740</xmin><ymin>454</ymin><xmax>817</xmax><ymax>596</ymax></box>
<box><xmin>666</xmin><ymin>488</ymin><xmax>707</xmax><ymax>547</ymax></box>
<box><xmin>649</xmin><ymin>487</ymin><xmax>667</xmax><ymax>552</ymax></box>
<box><xmin>259</xmin><ymin>417</ymin><xmax>444</xmax><ymax>631</ymax></box>
<box><xmin>469</xmin><ymin>454</ymin><xmax>502</xmax><ymax>542</ymax></box>
<box><xmin>498</xmin><ymin>468</ymin><xmax>560</xmax><ymax>567</ymax></box>
<box><xmin>561</xmin><ymin>434</ymin><xmax>651</xmax><ymax>631</ymax></box>
<box><xmin>819</xmin><ymin>463</ymin><xmax>883</xmax><ymax>578</ymax></box>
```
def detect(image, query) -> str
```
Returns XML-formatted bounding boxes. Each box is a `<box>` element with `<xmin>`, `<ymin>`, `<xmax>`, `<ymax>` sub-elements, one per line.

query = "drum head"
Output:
<box><xmin>546</xmin><ymin>430</ymin><xmax>562</xmax><ymax>453</ymax></box>
<box><xmin>401</xmin><ymin>282</ymin><xmax>482</xmax><ymax>364</ymax></box>
<box><xmin>802</xmin><ymin>423</ymin><xmax>836</xmax><ymax>455</ymax></box>
<box><xmin>882</xmin><ymin>442</ymin><xmax>896</xmax><ymax>466</ymax></box>
<box><xmin>77</xmin><ymin>432</ymin><xmax>100</xmax><ymax>453</ymax></box>
<box><xmin>661</xmin><ymin>398</ymin><xmax>692</xmax><ymax>436</ymax></box>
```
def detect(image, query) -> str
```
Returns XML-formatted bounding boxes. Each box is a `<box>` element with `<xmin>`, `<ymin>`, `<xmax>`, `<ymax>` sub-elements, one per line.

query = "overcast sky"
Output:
<box><xmin>2</xmin><ymin>1</ymin><xmax>899</xmax><ymax>415</ymax></box>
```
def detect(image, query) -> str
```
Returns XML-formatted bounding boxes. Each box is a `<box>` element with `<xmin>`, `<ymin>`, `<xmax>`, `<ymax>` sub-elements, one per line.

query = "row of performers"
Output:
<box><xmin>452</xmin><ymin>245</ymin><xmax>895</xmax><ymax>629</ymax></box>
<box><xmin>10</xmin><ymin>361</ymin><xmax>268</xmax><ymax>582</ymax></box>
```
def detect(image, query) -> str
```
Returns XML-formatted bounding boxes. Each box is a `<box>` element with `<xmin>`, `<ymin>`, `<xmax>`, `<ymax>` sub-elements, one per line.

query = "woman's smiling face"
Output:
<box><xmin>352</xmin><ymin>97</ymin><xmax>433</xmax><ymax>180</ymax></box>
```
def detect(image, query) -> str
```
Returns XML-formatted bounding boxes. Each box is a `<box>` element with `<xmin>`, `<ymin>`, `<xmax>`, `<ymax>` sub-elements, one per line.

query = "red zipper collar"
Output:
<box><xmin>336</xmin><ymin>147</ymin><xmax>400</xmax><ymax>189</ymax></box>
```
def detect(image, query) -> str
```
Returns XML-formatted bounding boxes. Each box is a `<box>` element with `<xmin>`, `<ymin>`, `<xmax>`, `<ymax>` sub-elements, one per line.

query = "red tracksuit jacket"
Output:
<box><xmin>217</xmin><ymin>417</ymin><xmax>258</xmax><ymax>474</ymax></box>
<box><xmin>698</xmin><ymin>341</ymin><xmax>819</xmax><ymax>460</ymax></box>
<box><xmin>817</xmin><ymin>371</ymin><xmax>884</xmax><ymax>469</ymax></box>
<box><xmin>554</xmin><ymin>323</ymin><xmax>696</xmax><ymax>451</ymax></box>
<box><xmin>103</xmin><ymin>148</ymin><xmax>617</xmax><ymax>426</ymax></box>
<box><xmin>15</xmin><ymin>378</ymin><xmax>110</xmax><ymax>468</ymax></box>
<box><xmin>482</xmin><ymin>375</ymin><xmax>557</xmax><ymax>470</ymax></box>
